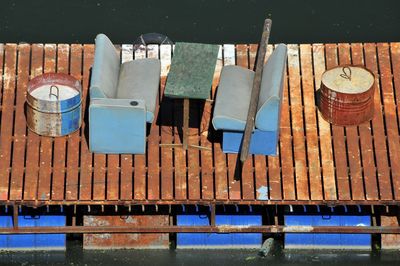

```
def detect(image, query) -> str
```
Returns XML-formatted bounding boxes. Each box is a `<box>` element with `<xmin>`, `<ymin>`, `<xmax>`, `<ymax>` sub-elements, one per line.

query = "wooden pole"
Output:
<box><xmin>240</xmin><ymin>18</ymin><xmax>272</xmax><ymax>163</ymax></box>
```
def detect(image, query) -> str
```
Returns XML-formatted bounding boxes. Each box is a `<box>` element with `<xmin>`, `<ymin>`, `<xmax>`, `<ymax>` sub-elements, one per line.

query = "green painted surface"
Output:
<box><xmin>164</xmin><ymin>42</ymin><xmax>219</xmax><ymax>99</ymax></box>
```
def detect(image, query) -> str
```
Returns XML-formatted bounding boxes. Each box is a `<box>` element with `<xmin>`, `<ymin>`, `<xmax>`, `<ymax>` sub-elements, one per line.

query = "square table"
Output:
<box><xmin>161</xmin><ymin>42</ymin><xmax>219</xmax><ymax>150</ymax></box>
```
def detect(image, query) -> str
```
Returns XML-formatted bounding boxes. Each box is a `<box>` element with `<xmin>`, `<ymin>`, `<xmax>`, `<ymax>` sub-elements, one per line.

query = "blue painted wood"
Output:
<box><xmin>222</xmin><ymin>129</ymin><xmax>278</xmax><ymax>155</ymax></box>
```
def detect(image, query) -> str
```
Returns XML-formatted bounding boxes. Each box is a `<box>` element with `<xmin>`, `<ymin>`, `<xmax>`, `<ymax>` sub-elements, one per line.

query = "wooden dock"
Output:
<box><xmin>1</xmin><ymin>42</ymin><xmax>400</xmax><ymax>207</ymax></box>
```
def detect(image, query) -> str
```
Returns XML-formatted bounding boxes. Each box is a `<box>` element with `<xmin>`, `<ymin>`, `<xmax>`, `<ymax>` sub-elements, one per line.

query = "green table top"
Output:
<box><xmin>164</xmin><ymin>42</ymin><xmax>219</xmax><ymax>99</ymax></box>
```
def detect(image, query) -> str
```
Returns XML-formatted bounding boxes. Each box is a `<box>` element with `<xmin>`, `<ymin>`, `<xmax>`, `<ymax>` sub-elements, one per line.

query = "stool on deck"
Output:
<box><xmin>212</xmin><ymin>44</ymin><xmax>287</xmax><ymax>155</ymax></box>
<box><xmin>89</xmin><ymin>34</ymin><xmax>161</xmax><ymax>154</ymax></box>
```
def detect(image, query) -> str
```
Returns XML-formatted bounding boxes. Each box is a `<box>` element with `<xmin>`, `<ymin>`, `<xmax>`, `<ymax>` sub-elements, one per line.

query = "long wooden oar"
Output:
<box><xmin>240</xmin><ymin>18</ymin><xmax>272</xmax><ymax>163</ymax></box>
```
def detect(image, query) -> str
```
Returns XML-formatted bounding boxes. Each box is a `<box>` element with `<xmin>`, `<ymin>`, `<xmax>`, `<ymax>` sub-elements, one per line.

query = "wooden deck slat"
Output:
<box><xmin>236</xmin><ymin>44</ymin><xmax>254</xmax><ymax>200</ymax></box>
<box><xmin>287</xmin><ymin>44</ymin><xmax>309</xmax><ymax>200</ymax></box>
<box><xmin>79</xmin><ymin>44</ymin><xmax>94</xmax><ymax>201</ymax></box>
<box><xmin>312</xmin><ymin>44</ymin><xmax>336</xmax><ymax>200</ymax></box>
<box><xmin>377</xmin><ymin>43</ymin><xmax>400</xmax><ymax>199</ymax></box>
<box><xmin>390</xmin><ymin>42</ymin><xmax>400</xmax><ymax>199</ymax></box>
<box><xmin>212</xmin><ymin>46</ymin><xmax>228</xmax><ymax>200</ymax></box>
<box><xmin>0</xmin><ymin>44</ymin><xmax>5</xmax><ymax>199</ymax></box>
<box><xmin>250</xmin><ymin>44</ymin><xmax>269</xmax><ymax>201</ymax></box>
<box><xmin>299</xmin><ymin>44</ymin><xmax>322</xmax><ymax>200</ymax></box>
<box><xmin>133</xmin><ymin>47</ymin><xmax>147</xmax><ymax>200</ymax></box>
<box><xmin>119</xmin><ymin>44</ymin><xmax>134</xmax><ymax>200</ymax></box>
<box><xmin>23</xmin><ymin>44</ymin><xmax>43</xmax><ymax>201</ymax></box>
<box><xmin>160</xmin><ymin>44</ymin><xmax>173</xmax><ymax>200</ymax></box>
<box><xmin>364</xmin><ymin>43</ymin><xmax>393</xmax><ymax>200</ymax></box>
<box><xmin>351</xmin><ymin>43</ymin><xmax>378</xmax><ymax>200</ymax></box>
<box><xmin>338</xmin><ymin>43</ymin><xmax>365</xmax><ymax>200</ymax></box>
<box><xmin>223</xmin><ymin>44</ymin><xmax>241</xmax><ymax>200</ymax></box>
<box><xmin>51</xmin><ymin>44</ymin><xmax>69</xmax><ymax>201</ymax></box>
<box><xmin>36</xmin><ymin>44</ymin><xmax>56</xmax><ymax>201</ymax></box>
<box><xmin>147</xmin><ymin>44</ymin><xmax>161</xmax><ymax>200</ymax></box>
<box><xmin>0</xmin><ymin>44</ymin><xmax>17</xmax><ymax>200</ymax></box>
<box><xmin>187</xmin><ymin>102</ymin><xmax>200</xmax><ymax>200</ymax></box>
<box><xmin>325</xmin><ymin>43</ymin><xmax>351</xmax><ymax>200</ymax></box>
<box><xmin>66</xmin><ymin>44</ymin><xmax>83</xmax><ymax>201</ymax></box>
<box><xmin>9</xmin><ymin>44</ymin><xmax>30</xmax><ymax>200</ymax></box>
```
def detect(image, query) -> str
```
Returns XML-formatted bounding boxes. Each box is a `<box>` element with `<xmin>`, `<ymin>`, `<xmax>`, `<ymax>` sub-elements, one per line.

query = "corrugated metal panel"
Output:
<box><xmin>83</xmin><ymin>215</ymin><xmax>170</xmax><ymax>249</ymax></box>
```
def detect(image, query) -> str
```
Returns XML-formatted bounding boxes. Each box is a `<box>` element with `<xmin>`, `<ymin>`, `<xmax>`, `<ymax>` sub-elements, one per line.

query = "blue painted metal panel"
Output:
<box><xmin>177</xmin><ymin>214</ymin><xmax>262</xmax><ymax>249</ymax></box>
<box><xmin>61</xmin><ymin>106</ymin><xmax>81</xmax><ymax>136</ymax></box>
<box><xmin>284</xmin><ymin>213</ymin><xmax>371</xmax><ymax>249</ymax></box>
<box><xmin>0</xmin><ymin>215</ymin><xmax>66</xmax><ymax>250</ymax></box>
<box><xmin>222</xmin><ymin>129</ymin><xmax>278</xmax><ymax>155</ymax></box>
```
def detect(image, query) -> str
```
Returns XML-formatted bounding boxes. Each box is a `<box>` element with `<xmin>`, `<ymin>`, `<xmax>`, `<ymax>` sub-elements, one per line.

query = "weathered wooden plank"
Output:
<box><xmin>119</xmin><ymin>44</ymin><xmax>134</xmax><ymax>200</ymax></box>
<box><xmin>299</xmin><ymin>44</ymin><xmax>323</xmax><ymax>200</ymax></box>
<box><xmin>36</xmin><ymin>44</ymin><xmax>56</xmax><ymax>201</ymax></box>
<box><xmin>250</xmin><ymin>44</ymin><xmax>269</xmax><ymax>201</ymax></box>
<box><xmin>377</xmin><ymin>43</ymin><xmax>400</xmax><ymax>199</ymax></box>
<box><xmin>338</xmin><ymin>43</ymin><xmax>365</xmax><ymax>200</ymax></box>
<box><xmin>0</xmin><ymin>44</ymin><xmax>6</xmax><ymax>200</ymax></box>
<box><xmin>212</xmin><ymin>46</ymin><xmax>228</xmax><ymax>200</ymax></box>
<box><xmin>79</xmin><ymin>44</ymin><xmax>94</xmax><ymax>200</ymax></box>
<box><xmin>160</xmin><ymin>44</ymin><xmax>173</xmax><ymax>200</ymax></box>
<box><xmin>66</xmin><ymin>44</ymin><xmax>83</xmax><ymax>201</ymax></box>
<box><xmin>390</xmin><ymin>42</ymin><xmax>400</xmax><ymax>199</ymax></box>
<box><xmin>133</xmin><ymin>46</ymin><xmax>147</xmax><ymax>200</ymax></box>
<box><xmin>187</xmin><ymin>102</ymin><xmax>200</xmax><ymax>200</ymax></box>
<box><xmin>364</xmin><ymin>43</ymin><xmax>392</xmax><ymax>200</ymax></box>
<box><xmin>287</xmin><ymin>44</ymin><xmax>309</xmax><ymax>200</ymax></box>
<box><xmin>147</xmin><ymin>44</ymin><xmax>161</xmax><ymax>200</ymax></box>
<box><xmin>23</xmin><ymin>44</ymin><xmax>43</xmax><ymax>201</ymax></box>
<box><xmin>236</xmin><ymin>44</ymin><xmax>254</xmax><ymax>200</ymax></box>
<box><xmin>0</xmin><ymin>44</ymin><xmax>17</xmax><ymax>200</ymax></box>
<box><xmin>51</xmin><ymin>44</ymin><xmax>69</xmax><ymax>201</ymax></box>
<box><xmin>9</xmin><ymin>44</ymin><xmax>30</xmax><ymax>200</ymax></box>
<box><xmin>223</xmin><ymin>44</ymin><xmax>241</xmax><ymax>200</ymax></box>
<box><xmin>351</xmin><ymin>43</ymin><xmax>378</xmax><ymax>200</ymax></box>
<box><xmin>325</xmin><ymin>44</ymin><xmax>350</xmax><ymax>200</ymax></box>
<box><xmin>312</xmin><ymin>44</ymin><xmax>336</xmax><ymax>200</ymax></box>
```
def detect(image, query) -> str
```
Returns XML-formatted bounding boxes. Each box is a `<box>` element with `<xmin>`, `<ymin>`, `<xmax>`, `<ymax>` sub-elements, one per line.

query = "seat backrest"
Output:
<box><xmin>90</xmin><ymin>34</ymin><xmax>120</xmax><ymax>99</ymax></box>
<box><xmin>255</xmin><ymin>44</ymin><xmax>287</xmax><ymax>131</ymax></box>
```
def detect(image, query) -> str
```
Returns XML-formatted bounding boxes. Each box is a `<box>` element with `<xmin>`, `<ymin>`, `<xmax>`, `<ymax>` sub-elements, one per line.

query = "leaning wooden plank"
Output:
<box><xmin>287</xmin><ymin>44</ymin><xmax>309</xmax><ymax>200</ymax></box>
<box><xmin>66</xmin><ymin>44</ymin><xmax>83</xmax><ymax>201</ymax></box>
<box><xmin>312</xmin><ymin>44</ymin><xmax>336</xmax><ymax>200</ymax></box>
<box><xmin>160</xmin><ymin>44</ymin><xmax>174</xmax><ymax>200</ymax></box>
<box><xmin>338</xmin><ymin>43</ymin><xmax>365</xmax><ymax>201</ymax></box>
<box><xmin>23</xmin><ymin>44</ymin><xmax>43</xmax><ymax>201</ymax></box>
<box><xmin>325</xmin><ymin>44</ymin><xmax>350</xmax><ymax>200</ymax></box>
<box><xmin>236</xmin><ymin>44</ymin><xmax>254</xmax><ymax>200</ymax></box>
<box><xmin>223</xmin><ymin>44</ymin><xmax>241</xmax><ymax>200</ymax></box>
<box><xmin>241</xmin><ymin>18</ymin><xmax>272</xmax><ymax>162</ymax></box>
<box><xmin>79</xmin><ymin>44</ymin><xmax>94</xmax><ymax>201</ymax></box>
<box><xmin>119</xmin><ymin>44</ymin><xmax>134</xmax><ymax>200</ymax></box>
<box><xmin>351</xmin><ymin>43</ymin><xmax>378</xmax><ymax>200</ymax></box>
<box><xmin>0</xmin><ymin>44</ymin><xmax>17</xmax><ymax>200</ymax></box>
<box><xmin>51</xmin><ymin>44</ymin><xmax>70</xmax><ymax>201</ymax></box>
<box><xmin>250</xmin><ymin>44</ymin><xmax>269</xmax><ymax>200</ymax></box>
<box><xmin>147</xmin><ymin>44</ymin><xmax>161</xmax><ymax>200</ymax></box>
<box><xmin>212</xmin><ymin>46</ymin><xmax>228</xmax><ymax>200</ymax></box>
<box><xmin>133</xmin><ymin>46</ymin><xmax>147</xmax><ymax>200</ymax></box>
<box><xmin>9</xmin><ymin>44</ymin><xmax>30</xmax><ymax>200</ymax></box>
<box><xmin>299</xmin><ymin>44</ymin><xmax>323</xmax><ymax>200</ymax></box>
<box><xmin>364</xmin><ymin>43</ymin><xmax>392</xmax><ymax>200</ymax></box>
<box><xmin>377</xmin><ymin>43</ymin><xmax>400</xmax><ymax>199</ymax></box>
<box><xmin>389</xmin><ymin>42</ymin><xmax>400</xmax><ymax>199</ymax></box>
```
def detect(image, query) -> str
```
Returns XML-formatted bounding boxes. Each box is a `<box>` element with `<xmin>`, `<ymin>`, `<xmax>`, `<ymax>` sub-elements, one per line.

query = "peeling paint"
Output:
<box><xmin>284</xmin><ymin>226</ymin><xmax>314</xmax><ymax>232</ymax></box>
<box><xmin>256</xmin><ymin>186</ymin><xmax>269</xmax><ymax>200</ymax></box>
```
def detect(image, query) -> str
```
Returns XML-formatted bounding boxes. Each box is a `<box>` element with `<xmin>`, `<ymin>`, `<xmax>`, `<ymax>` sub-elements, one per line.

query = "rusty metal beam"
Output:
<box><xmin>0</xmin><ymin>225</ymin><xmax>400</xmax><ymax>234</ymax></box>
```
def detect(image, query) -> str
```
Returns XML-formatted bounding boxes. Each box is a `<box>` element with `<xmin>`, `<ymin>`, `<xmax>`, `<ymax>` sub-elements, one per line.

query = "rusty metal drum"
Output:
<box><xmin>319</xmin><ymin>65</ymin><xmax>375</xmax><ymax>126</ymax></box>
<box><xmin>26</xmin><ymin>73</ymin><xmax>82</xmax><ymax>136</ymax></box>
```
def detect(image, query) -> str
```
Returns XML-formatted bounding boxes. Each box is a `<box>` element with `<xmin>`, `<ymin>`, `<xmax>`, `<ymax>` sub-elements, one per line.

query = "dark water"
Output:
<box><xmin>1</xmin><ymin>0</ymin><xmax>400</xmax><ymax>44</ymax></box>
<box><xmin>0</xmin><ymin>245</ymin><xmax>399</xmax><ymax>266</ymax></box>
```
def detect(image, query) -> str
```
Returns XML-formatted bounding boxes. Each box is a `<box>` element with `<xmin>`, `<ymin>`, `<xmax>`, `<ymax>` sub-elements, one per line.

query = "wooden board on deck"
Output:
<box><xmin>0</xmin><ymin>42</ymin><xmax>399</xmax><ymax>206</ymax></box>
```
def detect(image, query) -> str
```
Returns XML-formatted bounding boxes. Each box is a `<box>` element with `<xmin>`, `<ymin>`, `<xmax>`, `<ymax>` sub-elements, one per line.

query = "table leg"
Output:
<box><xmin>183</xmin><ymin>98</ymin><xmax>189</xmax><ymax>150</ymax></box>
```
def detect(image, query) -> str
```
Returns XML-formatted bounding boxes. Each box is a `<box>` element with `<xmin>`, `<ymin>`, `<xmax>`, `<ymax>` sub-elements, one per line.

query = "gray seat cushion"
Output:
<box><xmin>212</xmin><ymin>65</ymin><xmax>254</xmax><ymax>131</ymax></box>
<box><xmin>90</xmin><ymin>34</ymin><xmax>121</xmax><ymax>99</ymax></box>
<box><xmin>117</xmin><ymin>58</ymin><xmax>161</xmax><ymax>123</ymax></box>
